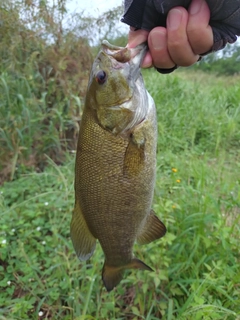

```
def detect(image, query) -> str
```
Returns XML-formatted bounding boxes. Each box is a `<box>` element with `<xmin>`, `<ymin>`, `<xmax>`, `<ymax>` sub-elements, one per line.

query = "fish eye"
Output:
<box><xmin>96</xmin><ymin>70</ymin><xmax>107</xmax><ymax>84</ymax></box>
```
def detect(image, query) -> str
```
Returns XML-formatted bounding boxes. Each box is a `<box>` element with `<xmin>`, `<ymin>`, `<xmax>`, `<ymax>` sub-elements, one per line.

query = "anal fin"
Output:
<box><xmin>137</xmin><ymin>210</ymin><xmax>166</xmax><ymax>245</ymax></box>
<box><xmin>70</xmin><ymin>201</ymin><xmax>96</xmax><ymax>261</ymax></box>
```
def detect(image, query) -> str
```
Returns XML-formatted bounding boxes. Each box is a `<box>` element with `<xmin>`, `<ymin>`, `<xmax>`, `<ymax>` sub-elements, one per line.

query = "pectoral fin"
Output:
<box><xmin>131</xmin><ymin>123</ymin><xmax>146</xmax><ymax>148</ymax></box>
<box><xmin>123</xmin><ymin>121</ymin><xmax>148</xmax><ymax>177</ymax></box>
<box><xmin>137</xmin><ymin>210</ymin><xmax>166</xmax><ymax>245</ymax></box>
<box><xmin>70</xmin><ymin>201</ymin><xmax>96</xmax><ymax>261</ymax></box>
<box><xmin>123</xmin><ymin>139</ymin><xmax>145</xmax><ymax>177</ymax></box>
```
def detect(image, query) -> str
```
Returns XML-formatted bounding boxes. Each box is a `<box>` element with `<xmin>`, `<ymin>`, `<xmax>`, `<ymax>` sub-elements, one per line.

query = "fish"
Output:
<box><xmin>70</xmin><ymin>40</ymin><xmax>166</xmax><ymax>292</ymax></box>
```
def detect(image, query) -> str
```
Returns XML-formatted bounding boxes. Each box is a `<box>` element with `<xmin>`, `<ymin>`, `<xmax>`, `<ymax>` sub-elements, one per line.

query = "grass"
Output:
<box><xmin>0</xmin><ymin>69</ymin><xmax>240</xmax><ymax>319</ymax></box>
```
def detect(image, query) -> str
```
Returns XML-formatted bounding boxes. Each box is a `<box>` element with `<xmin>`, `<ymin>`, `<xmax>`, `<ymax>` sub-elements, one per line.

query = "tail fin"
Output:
<box><xmin>102</xmin><ymin>258</ymin><xmax>153</xmax><ymax>292</ymax></box>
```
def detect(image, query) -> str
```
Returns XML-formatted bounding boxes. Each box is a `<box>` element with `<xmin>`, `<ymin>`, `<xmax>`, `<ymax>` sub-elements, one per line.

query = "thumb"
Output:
<box><xmin>127</xmin><ymin>28</ymin><xmax>149</xmax><ymax>48</ymax></box>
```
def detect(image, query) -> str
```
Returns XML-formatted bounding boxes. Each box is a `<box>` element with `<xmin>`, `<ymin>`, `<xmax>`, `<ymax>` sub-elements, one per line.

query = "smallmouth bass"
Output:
<box><xmin>71</xmin><ymin>40</ymin><xmax>166</xmax><ymax>292</ymax></box>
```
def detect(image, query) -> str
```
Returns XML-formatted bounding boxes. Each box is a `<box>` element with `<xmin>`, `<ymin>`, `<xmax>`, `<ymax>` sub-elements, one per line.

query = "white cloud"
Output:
<box><xmin>67</xmin><ymin>0</ymin><xmax>124</xmax><ymax>17</ymax></box>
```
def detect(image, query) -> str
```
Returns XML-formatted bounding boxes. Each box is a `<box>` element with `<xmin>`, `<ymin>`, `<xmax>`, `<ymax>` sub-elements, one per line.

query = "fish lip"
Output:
<box><xmin>102</xmin><ymin>40</ymin><xmax>131</xmax><ymax>63</ymax></box>
<box><xmin>101</xmin><ymin>40</ymin><xmax>147</xmax><ymax>60</ymax></box>
<box><xmin>101</xmin><ymin>40</ymin><xmax>147</xmax><ymax>80</ymax></box>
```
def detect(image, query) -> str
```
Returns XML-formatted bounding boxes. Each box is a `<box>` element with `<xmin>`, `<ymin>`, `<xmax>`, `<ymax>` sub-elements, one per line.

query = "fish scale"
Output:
<box><xmin>71</xmin><ymin>41</ymin><xmax>166</xmax><ymax>291</ymax></box>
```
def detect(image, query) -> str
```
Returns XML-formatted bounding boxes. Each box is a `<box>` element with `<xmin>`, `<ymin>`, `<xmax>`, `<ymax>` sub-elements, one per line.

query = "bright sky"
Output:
<box><xmin>66</xmin><ymin>0</ymin><xmax>128</xmax><ymax>43</ymax></box>
<box><xmin>67</xmin><ymin>0</ymin><xmax>124</xmax><ymax>17</ymax></box>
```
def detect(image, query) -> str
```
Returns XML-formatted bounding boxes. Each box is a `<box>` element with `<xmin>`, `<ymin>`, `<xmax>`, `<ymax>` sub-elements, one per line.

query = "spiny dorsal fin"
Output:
<box><xmin>137</xmin><ymin>210</ymin><xmax>166</xmax><ymax>245</ymax></box>
<box><xmin>102</xmin><ymin>258</ymin><xmax>153</xmax><ymax>292</ymax></box>
<box><xmin>70</xmin><ymin>201</ymin><xmax>96</xmax><ymax>261</ymax></box>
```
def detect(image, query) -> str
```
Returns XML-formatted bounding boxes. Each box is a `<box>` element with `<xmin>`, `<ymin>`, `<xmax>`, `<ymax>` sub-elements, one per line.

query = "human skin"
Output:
<box><xmin>127</xmin><ymin>0</ymin><xmax>213</xmax><ymax>69</ymax></box>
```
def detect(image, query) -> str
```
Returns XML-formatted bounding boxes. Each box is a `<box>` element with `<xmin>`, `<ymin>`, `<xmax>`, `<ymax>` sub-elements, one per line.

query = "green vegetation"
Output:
<box><xmin>0</xmin><ymin>0</ymin><xmax>126</xmax><ymax>183</ymax></box>
<box><xmin>0</xmin><ymin>0</ymin><xmax>93</xmax><ymax>182</ymax></box>
<box><xmin>0</xmin><ymin>1</ymin><xmax>240</xmax><ymax>319</ymax></box>
<box><xmin>192</xmin><ymin>44</ymin><xmax>240</xmax><ymax>75</ymax></box>
<box><xmin>1</xmin><ymin>69</ymin><xmax>240</xmax><ymax>319</ymax></box>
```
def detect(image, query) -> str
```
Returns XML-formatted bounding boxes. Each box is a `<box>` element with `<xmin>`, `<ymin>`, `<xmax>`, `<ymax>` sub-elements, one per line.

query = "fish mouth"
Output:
<box><xmin>101</xmin><ymin>40</ymin><xmax>147</xmax><ymax>81</ymax></box>
<box><xmin>129</xmin><ymin>43</ymin><xmax>148</xmax><ymax>81</ymax></box>
<box><xmin>102</xmin><ymin>41</ymin><xmax>131</xmax><ymax>63</ymax></box>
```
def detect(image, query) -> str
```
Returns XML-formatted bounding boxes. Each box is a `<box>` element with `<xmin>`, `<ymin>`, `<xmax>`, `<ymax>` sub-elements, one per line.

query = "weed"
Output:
<box><xmin>0</xmin><ymin>70</ymin><xmax>240</xmax><ymax>319</ymax></box>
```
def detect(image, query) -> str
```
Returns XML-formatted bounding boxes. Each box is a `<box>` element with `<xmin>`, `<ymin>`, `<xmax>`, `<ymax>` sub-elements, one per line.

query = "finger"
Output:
<box><xmin>142</xmin><ymin>51</ymin><xmax>153</xmax><ymax>68</ymax></box>
<box><xmin>127</xmin><ymin>28</ymin><xmax>149</xmax><ymax>48</ymax></box>
<box><xmin>187</xmin><ymin>0</ymin><xmax>213</xmax><ymax>54</ymax></box>
<box><xmin>167</xmin><ymin>7</ymin><xmax>199</xmax><ymax>66</ymax></box>
<box><xmin>148</xmin><ymin>27</ymin><xmax>176</xmax><ymax>69</ymax></box>
<box><xmin>127</xmin><ymin>28</ymin><xmax>152</xmax><ymax>68</ymax></box>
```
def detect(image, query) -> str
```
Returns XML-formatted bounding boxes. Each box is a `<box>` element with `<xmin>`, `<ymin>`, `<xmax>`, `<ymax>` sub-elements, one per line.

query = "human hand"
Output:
<box><xmin>127</xmin><ymin>0</ymin><xmax>213</xmax><ymax>71</ymax></box>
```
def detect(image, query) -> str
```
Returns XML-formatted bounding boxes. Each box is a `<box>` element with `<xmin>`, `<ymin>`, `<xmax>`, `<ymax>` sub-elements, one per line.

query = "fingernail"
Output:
<box><xmin>168</xmin><ymin>9</ymin><xmax>182</xmax><ymax>30</ymax></box>
<box><xmin>190</xmin><ymin>0</ymin><xmax>203</xmax><ymax>15</ymax></box>
<box><xmin>151</xmin><ymin>30</ymin><xmax>166</xmax><ymax>50</ymax></box>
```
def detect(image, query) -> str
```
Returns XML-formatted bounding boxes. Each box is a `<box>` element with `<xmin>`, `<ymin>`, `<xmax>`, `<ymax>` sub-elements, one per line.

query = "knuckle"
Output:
<box><xmin>169</xmin><ymin>50</ymin><xmax>198</xmax><ymax>66</ymax></box>
<box><xmin>152</xmin><ymin>54</ymin><xmax>175</xmax><ymax>69</ymax></box>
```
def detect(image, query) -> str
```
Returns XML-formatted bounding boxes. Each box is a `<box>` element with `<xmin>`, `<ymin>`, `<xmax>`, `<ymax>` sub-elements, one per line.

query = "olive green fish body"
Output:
<box><xmin>71</xmin><ymin>41</ymin><xmax>166</xmax><ymax>291</ymax></box>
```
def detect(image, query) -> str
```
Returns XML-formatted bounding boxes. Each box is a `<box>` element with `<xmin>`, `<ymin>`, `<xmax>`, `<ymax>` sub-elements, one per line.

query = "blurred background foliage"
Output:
<box><xmin>0</xmin><ymin>1</ymin><xmax>239</xmax><ymax>319</ymax></box>
<box><xmin>192</xmin><ymin>43</ymin><xmax>240</xmax><ymax>75</ymax></box>
<box><xmin>0</xmin><ymin>0</ymin><xmax>125</xmax><ymax>183</ymax></box>
<box><xmin>0</xmin><ymin>0</ymin><xmax>240</xmax><ymax>183</ymax></box>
